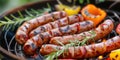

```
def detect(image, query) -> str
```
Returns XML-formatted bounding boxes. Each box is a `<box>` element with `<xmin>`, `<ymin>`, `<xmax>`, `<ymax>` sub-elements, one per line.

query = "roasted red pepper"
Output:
<box><xmin>81</xmin><ymin>4</ymin><xmax>106</xmax><ymax>27</ymax></box>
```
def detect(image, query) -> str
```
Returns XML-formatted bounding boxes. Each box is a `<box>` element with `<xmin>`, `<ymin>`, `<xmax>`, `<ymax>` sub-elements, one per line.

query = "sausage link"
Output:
<box><xmin>23</xmin><ymin>20</ymin><xmax>94</xmax><ymax>55</ymax></box>
<box><xmin>50</xmin><ymin>20</ymin><xmax>114</xmax><ymax>45</ymax></box>
<box><xmin>29</xmin><ymin>14</ymin><xmax>84</xmax><ymax>37</ymax></box>
<box><xmin>15</xmin><ymin>11</ymin><xmax>67</xmax><ymax>44</ymax></box>
<box><xmin>40</xmin><ymin>36</ymin><xmax>120</xmax><ymax>58</ymax></box>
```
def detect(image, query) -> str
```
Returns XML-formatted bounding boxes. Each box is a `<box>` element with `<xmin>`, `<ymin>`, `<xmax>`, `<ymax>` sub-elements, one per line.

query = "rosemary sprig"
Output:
<box><xmin>45</xmin><ymin>30</ymin><xmax>96</xmax><ymax>60</ymax></box>
<box><xmin>44</xmin><ymin>42</ymin><xmax>75</xmax><ymax>60</ymax></box>
<box><xmin>0</xmin><ymin>7</ymin><xmax>51</xmax><ymax>31</ymax></box>
<box><xmin>81</xmin><ymin>30</ymin><xmax>96</xmax><ymax>45</ymax></box>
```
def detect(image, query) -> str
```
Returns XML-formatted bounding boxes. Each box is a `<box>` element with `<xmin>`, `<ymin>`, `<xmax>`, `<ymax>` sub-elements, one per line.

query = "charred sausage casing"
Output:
<box><xmin>40</xmin><ymin>36</ymin><xmax>120</xmax><ymax>58</ymax></box>
<box><xmin>29</xmin><ymin>14</ymin><xmax>84</xmax><ymax>37</ymax></box>
<box><xmin>50</xmin><ymin>20</ymin><xmax>114</xmax><ymax>45</ymax></box>
<box><xmin>15</xmin><ymin>11</ymin><xmax>67</xmax><ymax>44</ymax></box>
<box><xmin>23</xmin><ymin>20</ymin><xmax>94</xmax><ymax>55</ymax></box>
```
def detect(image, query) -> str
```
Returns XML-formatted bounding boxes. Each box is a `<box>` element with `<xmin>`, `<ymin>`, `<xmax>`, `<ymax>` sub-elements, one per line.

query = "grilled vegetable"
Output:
<box><xmin>109</xmin><ymin>49</ymin><xmax>120</xmax><ymax>60</ymax></box>
<box><xmin>116</xmin><ymin>23</ymin><xmax>120</xmax><ymax>34</ymax></box>
<box><xmin>63</xmin><ymin>6</ymin><xmax>80</xmax><ymax>16</ymax></box>
<box><xmin>81</xmin><ymin>4</ymin><xmax>106</xmax><ymax>27</ymax></box>
<box><xmin>55</xmin><ymin>4</ymin><xmax>80</xmax><ymax>16</ymax></box>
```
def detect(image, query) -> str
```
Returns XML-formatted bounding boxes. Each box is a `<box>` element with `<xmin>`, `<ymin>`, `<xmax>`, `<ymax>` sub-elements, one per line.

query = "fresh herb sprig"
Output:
<box><xmin>0</xmin><ymin>4</ymin><xmax>52</xmax><ymax>59</ymax></box>
<box><xmin>45</xmin><ymin>30</ymin><xmax>96</xmax><ymax>60</ymax></box>
<box><xmin>44</xmin><ymin>42</ymin><xmax>75</xmax><ymax>60</ymax></box>
<box><xmin>0</xmin><ymin>7</ymin><xmax>51</xmax><ymax>31</ymax></box>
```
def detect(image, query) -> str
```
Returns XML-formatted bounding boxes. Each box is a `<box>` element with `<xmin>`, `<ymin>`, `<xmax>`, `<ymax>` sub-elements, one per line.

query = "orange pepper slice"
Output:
<box><xmin>81</xmin><ymin>4</ymin><xmax>106</xmax><ymax>27</ymax></box>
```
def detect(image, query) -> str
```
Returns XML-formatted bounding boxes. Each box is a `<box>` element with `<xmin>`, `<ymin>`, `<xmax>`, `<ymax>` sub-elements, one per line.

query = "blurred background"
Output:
<box><xmin>0</xmin><ymin>0</ymin><xmax>40</xmax><ymax>15</ymax></box>
<box><xmin>0</xmin><ymin>0</ymin><xmax>117</xmax><ymax>15</ymax></box>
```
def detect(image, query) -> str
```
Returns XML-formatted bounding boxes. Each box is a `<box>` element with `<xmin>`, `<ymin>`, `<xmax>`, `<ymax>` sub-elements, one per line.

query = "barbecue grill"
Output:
<box><xmin>0</xmin><ymin>0</ymin><xmax>120</xmax><ymax>60</ymax></box>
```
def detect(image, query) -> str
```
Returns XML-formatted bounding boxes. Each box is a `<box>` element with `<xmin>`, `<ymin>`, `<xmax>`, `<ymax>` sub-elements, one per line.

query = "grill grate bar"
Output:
<box><xmin>8</xmin><ymin>35</ymin><xmax>15</xmax><ymax>52</ymax></box>
<box><xmin>15</xmin><ymin>43</ymin><xmax>19</xmax><ymax>56</ymax></box>
<box><xmin>4</xmin><ymin>26</ymin><xmax>11</xmax><ymax>51</ymax></box>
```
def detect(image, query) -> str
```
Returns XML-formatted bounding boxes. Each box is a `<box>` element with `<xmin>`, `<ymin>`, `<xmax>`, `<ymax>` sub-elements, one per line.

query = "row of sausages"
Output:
<box><xmin>15</xmin><ymin>11</ymin><xmax>93</xmax><ymax>55</ymax></box>
<box><xmin>50</xmin><ymin>20</ymin><xmax>113</xmax><ymax>45</ymax></box>
<box><xmin>23</xmin><ymin>19</ymin><xmax>113</xmax><ymax>55</ymax></box>
<box><xmin>23</xmin><ymin>20</ymin><xmax>94</xmax><ymax>55</ymax></box>
<box><xmin>16</xmin><ymin>11</ymin><xmax>67</xmax><ymax>44</ymax></box>
<box><xmin>29</xmin><ymin>14</ymin><xmax>84</xmax><ymax>37</ymax></box>
<box><xmin>15</xmin><ymin>11</ymin><xmax>116</xmax><ymax>58</ymax></box>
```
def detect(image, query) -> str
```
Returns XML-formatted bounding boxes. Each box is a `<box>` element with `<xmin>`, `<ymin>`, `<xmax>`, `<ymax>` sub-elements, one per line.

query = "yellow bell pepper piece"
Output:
<box><xmin>64</xmin><ymin>6</ymin><xmax>80</xmax><ymax>16</ymax></box>
<box><xmin>55</xmin><ymin>4</ymin><xmax>81</xmax><ymax>16</ymax></box>
<box><xmin>110</xmin><ymin>49</ymin><xmax>120</xmax><ymax>60</ymax></box>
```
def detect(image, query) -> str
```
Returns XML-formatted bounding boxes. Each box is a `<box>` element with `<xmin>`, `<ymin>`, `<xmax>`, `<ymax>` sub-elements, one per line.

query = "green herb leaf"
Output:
<box><xmin>18</xmin><ymin>11</ymin><xmax>24</xmax><ymax>18</ymax></box>
<box><xmin>47</xmin><ymin>3</ymin><xmax>51</xmax><ymax>9</ymax></box>
<box><xmin>79</xmin><ymin>0</ymin><xmax>84</xmax><ymax>4</ymax></box>
<box><xmin>99</xmin><ymin>0</ymin><xmax>105</xmax><ymax>3</ymax></box>
<box><xmin>4</xmin><ymin>16</ymin><xmax>12</xmax><ymax>21</ymax></box>
<box><xmin>0</xmin><ymin>7</ymin><xmax>51</xmax><ymax>31</ymax></box>
<box><xmin>25</xmin><ymin>9</ymin><xmax>33</xmax><ymax>16</ymax></box>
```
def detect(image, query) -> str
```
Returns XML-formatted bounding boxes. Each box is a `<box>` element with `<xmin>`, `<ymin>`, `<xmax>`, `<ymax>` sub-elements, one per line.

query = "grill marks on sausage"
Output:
<box><xmin>59</xmin><ymin>17</ymin><xmax>69</xmax><ymax>27</ymax></box>
<box><xmin>40</xmin><ymin>36</ymin><xmax>120</xmax><ymax>59</ymax></box>
<box><xmin>49</xmin><ymin>20</ymin><xmax>113</xmax><ymax>45</ymax></box>
<box><xmin>39</xmin><ymin>20</ymin><xmax>93</xmax><ymax>43</ymax></box>
<box><xmin>16</xmin><ymin>11</ymin><xmax>67</xmax><ymax>44</ymax></box>
<box><xmin>59</xmin><ymin>26</ymin><xmax>71</xmax><ymax>35</ymax></box>
<box><xmin>23</xmin><ymin>20</ymin><xmax>94</xmax><ymax>55</ymax></box>
<box><xmin>18</xmin><ymin>10</ymin><xmax>114</xmax><ymax>56</ymax></box>
<box><xmin>50</xmin><ymin>28</ymin><xmax>62</xmax><ymax>37</ymax></box>
<box><xmin>29</xmin><ymin>14</ymin><xmax>84</xmax><ymax>37</ymax></box>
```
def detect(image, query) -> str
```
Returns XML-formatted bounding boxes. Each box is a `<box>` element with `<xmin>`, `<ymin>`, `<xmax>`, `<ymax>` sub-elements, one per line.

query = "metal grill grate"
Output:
<box><xmin>0</xmin><ymin>9</ymin><xmax>120</xmax><ymax>60</ymax></box>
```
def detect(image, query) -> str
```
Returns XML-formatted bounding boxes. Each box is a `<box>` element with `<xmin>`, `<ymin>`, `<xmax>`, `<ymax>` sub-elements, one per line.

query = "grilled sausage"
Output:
<box><xmin>116</xmin><ymin>23</ymin><xmax>120</xmax><ymax>34</ymax></box>
<box><xmin>15</xmin><ymin>11</ymin><xmax>67</xmax><ymax>44</ymax></box>
<box><xmin>29</xmin><ymin>14</ymin><xmax>84</xmax><ymax>37</ymax></box>
<box><xmin>50</xmin><ymin>20</ymin><xmax>114</xmax><ymax>45</ymax></box>
<box><xmin>23</xmin><ymin>20</ymin><xmax>94</xmax><ymax>55</ymax></box>
<box><xmin>40</xmin><ymin>36</ymin><xmax>120</xmax><ymax>58</ymax></box>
